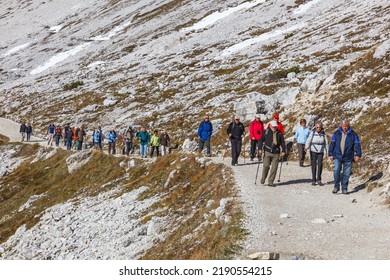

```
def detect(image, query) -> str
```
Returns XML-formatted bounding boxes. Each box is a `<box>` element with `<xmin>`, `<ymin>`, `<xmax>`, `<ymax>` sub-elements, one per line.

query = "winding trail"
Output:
<box><xmin>214</xmin><ymin>155</ymin><xmax>390</xmax><ymax>260</ymax></box>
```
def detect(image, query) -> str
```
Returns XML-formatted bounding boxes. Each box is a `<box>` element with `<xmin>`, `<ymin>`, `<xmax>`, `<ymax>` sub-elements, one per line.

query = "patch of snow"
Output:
<box><xmin>90</xmin><ymin>21</ymin><xmax>131</xmax><ymax>41</ymax></box>
<box><xmin>30</xmin><ymin>43</ymin><xmax>91</xmax><ymax>75</ymax></box>
<box><xmin>181</xmin><ymin>0</ymin><xmax>266</xmax><ymax>32</ymax></box>
<box><xmin>220</xmin><ymin>22</ymin><xmax>307</xmax><ymax>57</ymax></box>
<box><xmin>49</xmin><ymin>25</ymin><xmax>63</xmax><ymax>33</ymax></box>
<box><xmin>1</xmin><ymin>43</ymin><xmax>30</xmax><ymax>58</ymax></box>
<box><xmin>293</xmin><ymin>0</ymin><xmax>322</xmax><ymax>15</ymax></box>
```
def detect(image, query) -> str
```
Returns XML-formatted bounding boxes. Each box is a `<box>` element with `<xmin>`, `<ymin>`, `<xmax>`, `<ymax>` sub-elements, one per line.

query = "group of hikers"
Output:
<box><xmin>197</xmin><ymin>113</ymin><xmax>362</xmax><ymax>194</ymax></box>
<box><xmin>20</xmin><ymin>111</ymin><xmax>362</xmax><ymax>194</ymax></box>
<box><xmin>19</xmin><ymin>122</ymin><xmax>171</xmax><ymax>158</ymax></box>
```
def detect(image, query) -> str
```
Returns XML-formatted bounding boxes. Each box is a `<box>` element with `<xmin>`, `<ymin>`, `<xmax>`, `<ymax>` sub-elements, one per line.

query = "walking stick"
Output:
<box><xmin>254</xmin><ymin>147</ymin><xmax>264</xmax><ymax>185</ymax></box>
<box><xmin>243</xmin><ymin>140</ymin><xmax>246</xmax><ymax>164</ymax></box>
<box><xmin>277</xmin><ymin>156</ymin><xmax>284</xmax><ymax>182</ymax></box>
<box><xmin>254</xmin><ymin>156</ymin><xmax>261</xmax><ymax>185</ymax></box>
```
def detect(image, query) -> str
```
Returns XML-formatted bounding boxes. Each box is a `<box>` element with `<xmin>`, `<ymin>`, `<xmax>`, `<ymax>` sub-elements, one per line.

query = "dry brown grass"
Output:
<box><xmin>0</xmin><ymin>148</ymin><xmax>126</xmax><ymax>244</ymax></box>
<box><xmin>0</xmin><ymin>134</ymin><xmax>10</xmax><ymax>145</ymax></box>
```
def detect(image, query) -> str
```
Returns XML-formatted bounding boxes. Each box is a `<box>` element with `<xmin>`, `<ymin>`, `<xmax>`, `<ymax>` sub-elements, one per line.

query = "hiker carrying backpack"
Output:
<box><xmin>305</xmin><ymin>121</ymin><xmax>328</xmax><ymax>186</ymax></box>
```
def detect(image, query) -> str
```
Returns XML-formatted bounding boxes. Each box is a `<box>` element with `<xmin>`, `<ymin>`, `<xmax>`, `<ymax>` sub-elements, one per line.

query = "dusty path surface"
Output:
<box><xmin>0</xmin><ymin>118</ymin><xmax>43</xmax><ymax>143</ymax></box>
<box><xmin>213</xmin><ymin>156</ymin><xmax>390</xmax><ymax>260</ymax></box>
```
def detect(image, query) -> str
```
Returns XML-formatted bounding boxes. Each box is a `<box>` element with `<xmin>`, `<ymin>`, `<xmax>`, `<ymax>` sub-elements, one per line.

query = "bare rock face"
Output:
<box><xmin>65</xmin><ymin>150</ymin><xmax>93</xmax><ymax>174</ymax></box>
<box><xmin>182</xmin><ymin>138</ymin><xmax>198</xmax><ymax>152</ymax></box>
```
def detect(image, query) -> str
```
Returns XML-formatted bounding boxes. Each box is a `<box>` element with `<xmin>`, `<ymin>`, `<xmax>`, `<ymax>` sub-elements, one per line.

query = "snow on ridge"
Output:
<box><xmin>1</xmin><ymin>43</ymin><xmax>31</xmax><ymax>58</ymax></box>
<box><xmin>180</xmin><ymin>0</ymin><xmax>266</xmax><ymax>33</ymax></box>
<box><xmin>30</xmin><ymin>43</ymin><xmax>91</xmax><ymax>75</ymax></box>
<box><xmin>293</xmin><ymin>0</ymin><xmax>322</xmax><ymax>15</ymax></box>
<box><xmin>90</xmin><ymin>21</ymin><xmax>132</xmax><ymax>41</ymax></box>
<box><xmin>219</xmin><ymin>22</ymin><xmax>307</xmax><ymax>57</ymax></box>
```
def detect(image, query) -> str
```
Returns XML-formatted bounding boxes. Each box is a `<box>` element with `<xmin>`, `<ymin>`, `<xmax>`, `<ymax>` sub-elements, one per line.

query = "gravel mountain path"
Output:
<box><xmin>213</xmin><ymin>156</ymin><xmax>390</xmax><ymax>260</ymax></box>
<box><xmin>0</xmin><ymin>117</ymin><xmax>43</xmax><ymax>143</ymax></box>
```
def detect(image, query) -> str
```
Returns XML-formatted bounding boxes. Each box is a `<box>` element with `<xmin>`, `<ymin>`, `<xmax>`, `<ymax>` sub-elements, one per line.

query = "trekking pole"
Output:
<box><xmin>243</xmin><ymin>140</ymin><xmax>246</xmax><ymax>164</ymax></box>
<box><xmin>277</xmin><ymin>156</ymin><xmax>284</xmax><ymax>182</ymax></box>
<box><xmin>254</xmin><ymin>156</ymin><xmax>261</xmax><ymax>185</ymax></box>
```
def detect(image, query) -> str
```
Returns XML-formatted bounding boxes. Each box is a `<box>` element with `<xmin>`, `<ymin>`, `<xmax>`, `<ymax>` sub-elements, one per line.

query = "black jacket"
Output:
<box><xmin>227</xmin><ymin>121</ymin><xmax>245</xmax><ymax>140</ymax></box>
<box><xmin>259</xmin><ymin>128</ymin><xmax>286</xmax><ymax>154</ymax></box>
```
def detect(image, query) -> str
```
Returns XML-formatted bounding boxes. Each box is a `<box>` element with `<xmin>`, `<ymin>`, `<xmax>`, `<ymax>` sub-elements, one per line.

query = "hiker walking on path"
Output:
<box><xmin>123</xmin><ymin>126</ymin><xmax>134</xmax><ymax>156</ymax></box>
<box><xmin>137</xmin><ymin>127</ymin><xmax>150</xmax><ymax>158</ymax></box>
<box><xmin>26</xmin><ymin>123</ymin><xmax>32</xmax><ymax>142</ymax></box>
<box><xmin>227</xmin><ymin>115</ymin><xmax>245</xmax><ymax>166</ymax></box>
<box><xmin>107</xmin><ymin>128</ymin><xmax>118</xmax><ymax>154</ymax></box>
<box><xmin>63</xmin><ymin>124</ymin><xmax>70</xmax><ymax>146</ymax></box>
<box><xmin>159</xmin><ymin>130</ymin><xmax>170</xmax><ymax>156</ymax></box>
<box><xmin>294</xmin><ymin>118</ymin><xmax>310</xmax><ymax>166</ymax></box>
<box><xmin>77</xmin><ymin>126</ymin><xmax>86</xmax><ymax>151</ymax></box>
<box><xmin>258</xmin><ymin>120</ymin><xmax>286</xmax><ymax>187</ymax></box>
<box><xmin>65</xmin><ymin>128</ymin><xmax>73</xmax><ymax>150</ymax></box>
<box><xmin>54</xmin><ymin>125</ymin><xmax>62</xmax><ymax>146</ymax></box>
<box><xmin>305</xmin><ymin>121</ymin><xmax>328</xmax><ymax>186</ymax></box>
<box><xmin>93</xmin><ymin>126</ymin><xmax>103</xmax><ymax>151</ymax></box>
<box><xmin>249</xmin><ymin>114</ymin><xmax>264</xmax><ymax>161</ymax></box>
<box><xmin>197</xmin><ymin>114</ymin><xmax>213</xmax><ymax>156</ymax></box>
<box><xmin>47</xmin><ymin>123</ymin><xmax>55</xmax><ymax>146</ymax></box>
<box><xmin>150</xmin><ymin>130</ymin><xmax>160</xmax><ymax>157</ymax></box>
<box><xmin>328</xmin><ymin>120</ymin><xmax>362</xmax><ymax>194</ymax></box>
<box><xmin>19</xmin><ymin>121</ymin><xmax>27</xmax><ymax>142</ymax></box>
<box><xmin>267</xmin><ymin>113</ymin><xmax>285</xmax><ymax>135</ymax></box>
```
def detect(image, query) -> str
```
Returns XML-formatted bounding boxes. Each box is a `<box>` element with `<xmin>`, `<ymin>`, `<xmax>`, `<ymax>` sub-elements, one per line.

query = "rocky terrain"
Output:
<box><xmin>0</xmin><ymin>0</ymin><xmax>389</xmax><ymax>259</ymax></box>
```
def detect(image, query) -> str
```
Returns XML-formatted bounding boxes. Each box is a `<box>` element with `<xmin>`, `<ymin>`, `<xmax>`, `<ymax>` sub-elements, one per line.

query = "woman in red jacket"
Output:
<box><xmin>249</xmin><ymin>114</ymin><xmax>264</xmax><ymax>161</ymax></box>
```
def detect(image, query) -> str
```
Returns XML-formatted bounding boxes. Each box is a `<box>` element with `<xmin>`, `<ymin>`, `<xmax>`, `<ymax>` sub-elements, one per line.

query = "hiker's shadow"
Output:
<box><xmin>348</xmin><ymin>172</ymin><xmax>383</xmax><ymax>194</ymax></box>
<box><xmin>277</xmin><ymin>178</ymin><xmax>312</xmax><ymax>186</ymax></box>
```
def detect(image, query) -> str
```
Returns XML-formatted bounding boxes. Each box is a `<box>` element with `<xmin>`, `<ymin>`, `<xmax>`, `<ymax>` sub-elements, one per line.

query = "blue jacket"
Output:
<box><xmin>107</xmin><ymin>131</ymin><xmax>117</xmax><ymax>143</ymax></box>
<box><xmin>294</xmin><ymin>126</ymin><xmax>310</xmax><ymax>144</ymax></box>
<box><xmin>93</xmin><ymin>130</ymin><xmax>102</xmax><ymax>143</ymax></box>
<box><xmin>328</xmin><ymin>127</ymin><xmax>362</xmax><ymax>161</ymax></box>
<box><xmin>197</xmin><ymin>120</ymin><xmax>213</xmax><ymax>141</ymax></box>
<box><xmin>137</xmin><ymin>131</ymin><xmax>150</xmax><ymax>144</ymax></box>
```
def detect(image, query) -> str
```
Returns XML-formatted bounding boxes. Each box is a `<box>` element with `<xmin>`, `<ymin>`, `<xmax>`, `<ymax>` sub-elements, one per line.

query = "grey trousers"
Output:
<box><xmin>261</xmin><ymin>151</ymin><xmax>280</xmax><ymax>184</ymax></box>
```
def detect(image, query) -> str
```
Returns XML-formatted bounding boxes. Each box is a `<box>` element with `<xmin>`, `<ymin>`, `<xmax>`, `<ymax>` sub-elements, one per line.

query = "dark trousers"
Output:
<box><xmin>108</xmin><ymin>142</ymin><xmax>116</xmax><ymax>154</ymax></box>
<box><xmin>66</xmin><ymin>140</ymin><xmax>72</xmax><ymax>150</ymax></box>
<box><xmin>230</xmin><ymin>139</ymin><xmax>242</xmax><ymax>165</ymax></box>
<box><xmin>126</xmin><ymin>142</ymin><xmax>133</xmax><ymax>156</ymax></box>
<box><xmin>77</xmin><ymin>140</ymin><xmax>83</xmax><ymax>151</ymax></box>
<box><xmin>310</xmin><ymin>152</ymin><xmax>324</xmax><ymax>182</ymax></box>
<box><xmin>199</xmin><ymin>139</ymin><xmax>211</xmax><ymax>156</ymax></box>
<box><xmin>297</xmin><ymin>143</ymin><xmax>306</xmax><ymax>165</ymax></box>
<box><xmin>250</xmin><ymin>140</ymin><xmax>260</xmax><ymax>159</ymax></box>
<box><xmin>150</xmin><ymin>146</ymin><xmax>160</xmax><ymax>157</ymax></box>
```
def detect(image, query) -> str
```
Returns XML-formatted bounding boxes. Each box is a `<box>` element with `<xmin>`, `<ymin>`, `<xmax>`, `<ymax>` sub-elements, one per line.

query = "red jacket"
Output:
<box><xmin>267</xmin><ymin>121</ymin><xmax>285</xmax><ymax>135</ymax></box>
<box><xmin>249</xmin><ymin>119</ymin><xmax>264</xmax><ymax>140</ymax></box>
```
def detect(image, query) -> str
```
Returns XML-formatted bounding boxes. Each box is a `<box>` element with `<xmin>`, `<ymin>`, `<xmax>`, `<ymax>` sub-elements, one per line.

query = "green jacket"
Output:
<box><xmin>150</xmin><ymin>135</ymin><xmax>160</xmax><ymax>147</ymax></box>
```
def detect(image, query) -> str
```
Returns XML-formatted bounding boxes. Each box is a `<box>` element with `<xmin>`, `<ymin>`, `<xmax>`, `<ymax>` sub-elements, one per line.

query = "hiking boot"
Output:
<box><xmin>342</xmin><ymin>190</ymin><xmax>348</xmax><ymax>195</ymax></box>
<box><xmin>318</xmin><ymin>181</ymin><xmax>324</xmax><ymax>186</ymax></box>
<box><xmin>332</xmin><ymin>188</ymin><xmax>339</xmax><ymax>194</ymax></box>
<box><xmin>311</xmin><ymin>181</ymin><xmax>316</xmax><ymax>186</ymax></box>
